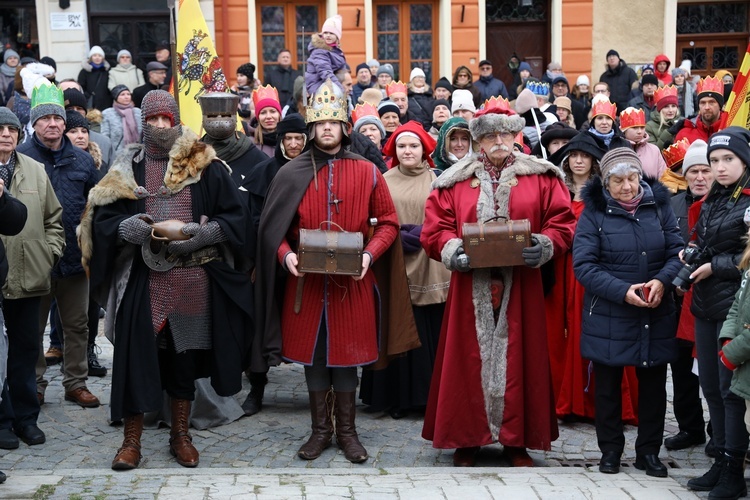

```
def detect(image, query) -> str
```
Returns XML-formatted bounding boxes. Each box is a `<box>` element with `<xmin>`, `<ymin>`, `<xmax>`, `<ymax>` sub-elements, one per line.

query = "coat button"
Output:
<box><xmin>642</xmin><ymin>361</ymin><xmax>647</xmax><ymax>366</ymax></box>
<box><xmin>642</xmin><ymin>251</ymin><xmax>646</xmax><ymax>256</ymax></box>
<box><xmin>645</xmin><ymin>324</ymin><xmax>649</xmax><ymax>329</ymax></box>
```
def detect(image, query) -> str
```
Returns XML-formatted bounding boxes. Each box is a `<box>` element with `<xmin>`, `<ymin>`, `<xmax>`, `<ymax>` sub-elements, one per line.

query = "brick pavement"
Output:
<box><xmin>0</xmin><ymin>332</ymin><xmax>720</xmax><ymax>498</ymax></box>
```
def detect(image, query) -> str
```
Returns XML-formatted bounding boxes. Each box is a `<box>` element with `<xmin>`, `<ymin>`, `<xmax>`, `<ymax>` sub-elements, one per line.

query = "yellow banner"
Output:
<box><xmin>725</xmin><ymin>42</ymin><xmax>750</xmax><ymax>130</ymax></box>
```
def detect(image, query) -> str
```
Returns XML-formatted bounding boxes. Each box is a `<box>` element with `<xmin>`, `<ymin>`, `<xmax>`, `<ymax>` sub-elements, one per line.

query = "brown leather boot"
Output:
<box><xmin>334</xmin><ymin>391</ymin><xmax>368</xmax><ymax>463</ymax></box>
<box><xmin>298</xmin><ymin>390</ymin><xmax>333</xmax><ymax>460</ymax></box>
<box><xmin>111</xmin><ymin>413</ymin><xmax>143</xmax><ymax>470</ymax></box>
<box><xmin>169</xmin><ymin>399</ymin><xmax>199</xmax><ymax>467</ymax></box>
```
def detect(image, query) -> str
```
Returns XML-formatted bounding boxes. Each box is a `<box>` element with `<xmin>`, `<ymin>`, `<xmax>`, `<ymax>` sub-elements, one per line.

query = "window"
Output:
<box><xmin>375</xmin><ymin>2</ymin><xmax>438</xmax><ymax>84</ymax></box>
<box><xmin>256</xmin><ymin>2</ymin><xmax>324</xmax><ymax>81</ymax></box>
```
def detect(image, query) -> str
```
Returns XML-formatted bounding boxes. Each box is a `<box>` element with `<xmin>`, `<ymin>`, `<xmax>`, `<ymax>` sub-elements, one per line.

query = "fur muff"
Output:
<box><xmin>469</xmin><ymin>113</ymin><xmax>526</xmax><ymax>141</ymax></box>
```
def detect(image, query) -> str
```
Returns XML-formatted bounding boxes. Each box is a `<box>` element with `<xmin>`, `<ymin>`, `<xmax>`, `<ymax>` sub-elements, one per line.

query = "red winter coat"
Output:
<box><xmin>674</xmin><ymin>113</ymin><xmax>727</xmax><ymax>144</ymax></box>
<box><xmin>420</xmin><ymin>153</ymin><xmax>576</xmax><ymax>450</ymax></box>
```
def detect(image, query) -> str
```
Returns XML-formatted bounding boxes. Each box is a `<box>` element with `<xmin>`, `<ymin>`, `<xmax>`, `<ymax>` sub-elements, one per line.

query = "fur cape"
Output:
<box><xmin>87</xmin><ymin>141</ymin><xmax>103</xmax><ymax>170</ymax></box>
<box><xmin>77</xmin><ymin>128</ymin><xmax>225</xmax><ymax>274</ymax></box>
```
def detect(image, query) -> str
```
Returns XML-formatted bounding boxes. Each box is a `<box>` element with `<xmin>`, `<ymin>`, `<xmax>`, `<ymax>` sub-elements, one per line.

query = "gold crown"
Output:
<box><xmin>591</xmin><ymin>99</ymin><xmax>617</xmax><ymax>120</ymax></box>
<box><xmin>662</xmin><ymin>138</ymin><xmax>690</xmax><ymax>169</ymax></box>
<box><xmin>252</xmin><ymin>85</ymin><xmax>279</xmax><ymax>109</ymax></box>
<box><xmin>306</xmin><ymin>79</ymin><xmax>348</xmax><ymax>123</ymax></box>
<box><xmin>619</xmin><ymin>107</ymin><xmax>646</xmax><ymax>130</ymax></box>
<box><xmin>351</xmin><ymin>103</ymin><xmax>378</xmax><ymax>125</ymax></box>
<box><xmin>385</xmin><ymin>81</ymin><xmax>408</xmax><ymax>96</ymax></box>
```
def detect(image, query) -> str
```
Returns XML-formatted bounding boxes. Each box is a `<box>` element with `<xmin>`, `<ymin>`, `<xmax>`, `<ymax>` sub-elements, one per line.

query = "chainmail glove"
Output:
<box><xmin>167</xmin><ymin>221</ymin><xmax>226</xmax><ymax>256</ymax></box>
<box><xmin>118</xmin><ymin>214</ymin><xmax>154</xmax><ymax>245</ymax></box>
<box><xmin>449</xmin><ymin>246</ymin><xmax>471</xmax><ymax>272</ymax></box>
<box><xmin>522</xmin><ymin>236</ymin><xmax>543</xmax><ymax>267</ymax></box>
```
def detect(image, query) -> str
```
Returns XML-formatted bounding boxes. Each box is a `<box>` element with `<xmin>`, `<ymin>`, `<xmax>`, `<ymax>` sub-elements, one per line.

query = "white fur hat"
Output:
<box><xmin>469</xmin><ymin>110</ymin><xmax>525</xmax><ymax>141</ymax></box>
<box><xmin>451</xmin><ymin>89</ymin><xmax>476</xmax><ymax>114</ymax></box>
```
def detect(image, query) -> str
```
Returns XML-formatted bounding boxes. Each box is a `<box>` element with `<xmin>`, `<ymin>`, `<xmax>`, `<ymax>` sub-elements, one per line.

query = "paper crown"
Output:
<box><xmin>482</xmin><ymin>96</ymin><xmax>512</xmax><ymax>113</ymax></box>
<box><xmin>386</xmin><ymin>81</ymin><xmax>408</xmax><ymax>97</ymax></box>
<box><xmin>662</xmin><ymin>138</ymin><xmax>690</xmax><ymax>169</ymax></box>
<box><xmin>31</xmin><ymin>80</ymin><xmax>64</xmax><ymax>109</ymax></box>
<box><xmin>351</xmin><ymin>102</ymin><xmax>379</xmax><ymax>125</ymax></box>
<box><xmin>619</xmin><ymin>107</ymin><xmax>646</xmax><ymax>130</ymax></box>
<box><xmin>306</xmin><ymin>79</ymin><xmax>348</xmax><ymax>123</ymax></box>
<box><xmin>251</xmin><ymin>85</ymin><xmax>279</xmax><ymax>109</ymax></box>
<box><xmin>591</xmin><ymin>99</ymin><xmax>617</xmax><ymax>120</ymax></box>
<box><xmin>654</xmin><ymin>84</ymin><xmax>678</xmax><ymax>103</ymax></box>
<box><xmin>697</xmin><ymin>75</ymin><xmax>724</xmax><ymax>97</ymax></box>
<box><xmin>526</xmin><ymin>81</ymin><xmax>549</xmax><ymax>97</ymax></box>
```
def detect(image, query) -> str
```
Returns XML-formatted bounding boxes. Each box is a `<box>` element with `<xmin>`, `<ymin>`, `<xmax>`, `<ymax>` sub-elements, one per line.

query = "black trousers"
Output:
<box><xmin>157</xmin><ymin>332</ymin><xmax>210</xmax><ymax>401</ymax></box>
<box><xmin>594</xmin><ymin>362</ymin><xmax>667</xmax><ymax>456</ymax></box>
<box><xmin>670</xmin><ymin>339</ymin><xmax>705</xmax><ymax>435</ymax></box>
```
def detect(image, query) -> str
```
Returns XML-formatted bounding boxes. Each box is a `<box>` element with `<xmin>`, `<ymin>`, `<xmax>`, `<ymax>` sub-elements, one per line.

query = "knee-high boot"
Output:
<box><xmin>169</xmin><ymin>398</ymin><xmax>199</xmax><ymax>467</ymax></box>
<box><xmin>111</xmin><ymin>413</ymin><xmax>144</xmax><ymax>470</ymax></box>
<box><xmin>334</xmin><ymin>391</ymin><xmax>368</xmax><ymax>463</ymax></box>
<box><xmin>298</xmin><ymin>390</ymin><xmax>333</xmax><ymax>460</ymax></box>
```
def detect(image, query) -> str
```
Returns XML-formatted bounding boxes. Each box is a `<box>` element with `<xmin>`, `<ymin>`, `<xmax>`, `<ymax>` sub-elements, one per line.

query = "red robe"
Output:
<box><xmin>420</xmin><ymin>153</ymin><xmax>576</xmax><ymax>450</ymax></box>
<box><xmin>277</xmin><ymin>158</ymin><xmax>399</xmax><ymax>366</ymax></box>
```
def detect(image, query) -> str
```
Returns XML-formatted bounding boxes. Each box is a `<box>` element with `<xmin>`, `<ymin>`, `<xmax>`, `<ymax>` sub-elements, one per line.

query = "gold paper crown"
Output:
<box><xmin>251</xmin><ymin>85</ymin><xmax>280</xmax><ymax>109</ymax></box>
<box><xmin>385</xmin><ymin>81</ymin><xmax>408</xmax><ymax>97</ymax></box>
<box><xmin>351</xmin><ymin>103</ymin><xmax>379</xmax><ymax>125</ymax></box>
<box><xmin>591</xmin><ymin>99</ymin><xmax>617</xmax><ymax>120</ymax></box>
<box><xmin>619</xmin><ymin>107</ymin><xmax>646</xmax><ymax>130</ymax></box>
<box><xmin>482</xmin><ymin>96</ymin><xmax>512</xmax><ymax>113</ymax></box>
<box><xmin>306</xmin><ymin>79</ymin><xmax>348</xmax><ymax>123</ymax></box>
<box><xmin>697</xmin><ymin>76</ymin><xmax>724</xmax><ymax>97</ymax></box>
<box><xmin>654</xmin><ymin>85</ymin><xmax>678</xmax><ymax>104</ymax></box>
<box><xmin>662</xmin><ymin>138</ymin><xmax>690</xmax><ymax>169</ymax></box>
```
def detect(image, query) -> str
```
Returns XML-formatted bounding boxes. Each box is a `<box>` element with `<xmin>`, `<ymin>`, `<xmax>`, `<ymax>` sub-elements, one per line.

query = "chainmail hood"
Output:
<box><xmin>141</xmin><ymin>90</ymin><xmax>182</xmax><ymax>158</ymax></box>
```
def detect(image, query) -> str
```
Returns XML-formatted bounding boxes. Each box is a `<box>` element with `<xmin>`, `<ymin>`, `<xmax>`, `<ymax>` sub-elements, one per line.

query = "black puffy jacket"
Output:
<box><xmin>0</xmin><ymin>192</ymin><xmax>28</xmax><ymax>293</ymax></box>
<box><xmin>348</xmin><ymin>131</ymin><xmax>387</xmax><ymax>173</ymax></box>
<box><xmin>691</xmin><ymin>182</ymin><xmax>750</xmax><ymax>321</ymax></box>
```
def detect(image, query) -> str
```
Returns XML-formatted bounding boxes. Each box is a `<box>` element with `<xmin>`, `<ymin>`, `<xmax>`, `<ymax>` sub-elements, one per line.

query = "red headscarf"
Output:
<box><xmin>382</xmin><ymin>120</ymin><xmax>437</xmax><ymax>168</ymax></box>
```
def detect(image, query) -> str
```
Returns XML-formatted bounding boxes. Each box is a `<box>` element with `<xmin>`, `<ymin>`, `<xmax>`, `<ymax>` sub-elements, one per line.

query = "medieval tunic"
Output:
<box><xmin>420</xmin><ymin>152</ymin><xmax>576</xmax><ymax>450</ymax></box>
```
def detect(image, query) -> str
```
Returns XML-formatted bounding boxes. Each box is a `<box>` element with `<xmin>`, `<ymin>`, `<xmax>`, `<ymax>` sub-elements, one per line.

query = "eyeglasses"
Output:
<box><xmin>458</xmin><ymin>74</ymin><xmax>469</xmax><ymax>78</ymax></box>
<box><xmin>594</xmin><ymin>88</ymin><xmax>608</xmax><ymax>94</ymax></box>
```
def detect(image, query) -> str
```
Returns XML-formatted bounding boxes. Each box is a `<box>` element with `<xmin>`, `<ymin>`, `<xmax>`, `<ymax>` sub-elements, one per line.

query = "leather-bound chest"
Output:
<box><xmin>462</xmin><ymin>218</ymin><xmax>531</xmax><ymax>268</ymax></box>
<box><xmin>298</xmin><ymin>228</ymin><xmax>363</xmax><ymax>276</ymax></box>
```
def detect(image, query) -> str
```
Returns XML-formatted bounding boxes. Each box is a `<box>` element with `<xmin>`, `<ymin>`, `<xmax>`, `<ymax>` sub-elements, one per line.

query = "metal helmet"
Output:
<box><xmin>199</xmin><ymin>92</ymin><xmax>239</xmax><ymax>140</ymax></box>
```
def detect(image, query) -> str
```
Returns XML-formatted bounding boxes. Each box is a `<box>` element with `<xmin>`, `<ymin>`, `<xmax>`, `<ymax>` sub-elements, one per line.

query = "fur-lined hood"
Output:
<box><xmin>309</xmin><ymin>33</ymin><xmax>336</xmax><ymax>52</ymax></box>
<box><xmin>433</xmin><ymin>152</ymin><xmax>565</xmax><ymax>190</ymax></box>
<box><xmin>581</xmin><ymin>175</ymin><xmax>671</xmax><ymax>213</ymax></box>
<box><xmin>87</xmin><ymin>141</ymin><xmax>103</xmax><ymax>170</ymax></box>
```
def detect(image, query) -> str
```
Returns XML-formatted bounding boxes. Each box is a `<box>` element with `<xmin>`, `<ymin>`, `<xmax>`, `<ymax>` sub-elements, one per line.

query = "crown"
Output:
<box><xmin>662</xmin><ymin>138</ymin><xmax>690</xmax><ymax>170</ymax></box>
<box><xmin>251</xmin><ymin>85</ymin><xmax>279</xmax><ymax>109</ymax></box>
<box><xmin>306</xmin><ymin>79</ymin><xmax>348</xmax><ymax>123</ymax></box>
<box><xmin>482</xmin><ymin>96</ymin><xmax>512</xmax><ymax>113</ymax></box>
<box><xmin>351</xmin><ymin>103</ymin><xmax>379</xmax><ymax>125</ymax></box>
<box><xmin>654</xmin><ymin>84</ymin><xmax>678</xmax><ymax>104</ymax></box>
<box><xmin>31</xmin><ymin>80</ymin><xmax>64</xmax><ymax>109</ymax></box>
<box><xmin>386</xmin><ymin>81</ymin><xmax>408</xmax><ymax>96</ymax></box>
<box><xmin>619</xmin><ymin>107</ymin><xmax>646</xmax><ymax>130</ymax></box>
<box><xmin>591</xmin><ymin>99</ymin><xmax>617</xmax><ymax>120</ymax></box>
<box><xmin>526</xmin><ymin>81</ymin><xmax>549</xmax><ymax>97</ymax></box>
<box><xmin>697</xmin><ymin>75</ymin><xmax>724</xmax><ymax>97</ymax></box>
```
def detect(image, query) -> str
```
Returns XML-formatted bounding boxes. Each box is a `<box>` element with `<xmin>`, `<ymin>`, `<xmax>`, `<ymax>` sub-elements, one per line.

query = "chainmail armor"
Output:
<box><xmin>118</xmin><ymin>214</ymin><xmax>152</xmax><ymax>245</ymax></box>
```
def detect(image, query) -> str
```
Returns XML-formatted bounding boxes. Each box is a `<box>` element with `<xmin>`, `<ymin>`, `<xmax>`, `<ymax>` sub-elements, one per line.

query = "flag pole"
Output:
<box><xmin>168</xmin><ymin>0</ymin><xmax>180</xmax><ymax>110</ymax></box>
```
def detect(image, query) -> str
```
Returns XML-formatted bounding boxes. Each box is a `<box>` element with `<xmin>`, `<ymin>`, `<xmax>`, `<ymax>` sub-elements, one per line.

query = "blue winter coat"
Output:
<box><xmin>573</xmin><ymin>176</ymin><xmax>683</xmax><ymax>367</ymax></box>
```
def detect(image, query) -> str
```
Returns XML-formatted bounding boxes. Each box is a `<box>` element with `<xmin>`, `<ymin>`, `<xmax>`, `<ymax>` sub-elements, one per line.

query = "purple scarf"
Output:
<box><xmin>616</xmin><ymin>189</ymin><xmax>644</xmax><ymax>214</ymax></box>
<box><xmin>114</xmin><ymin>102</ymin><xmax>138</xmax><ymax>146</ymax></box>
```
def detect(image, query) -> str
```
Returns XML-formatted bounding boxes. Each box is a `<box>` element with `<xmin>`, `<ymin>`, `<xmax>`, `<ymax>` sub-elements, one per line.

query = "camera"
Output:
<box><xmin>672</xmin><ymin>244</ymin><xmax>706</xmax><ymax>290</ymax></box>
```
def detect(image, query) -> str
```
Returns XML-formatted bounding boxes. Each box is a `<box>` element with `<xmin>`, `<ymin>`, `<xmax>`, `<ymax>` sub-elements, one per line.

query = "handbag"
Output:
<box><xmin>462</xmin><ymin>216</ymin><xmax>531</xmax><ymax>268</ymax></box>
<box><xmin>297</xmin><ymin>222</ymin><xmax>363</xmax><ymax>276</ymax></box>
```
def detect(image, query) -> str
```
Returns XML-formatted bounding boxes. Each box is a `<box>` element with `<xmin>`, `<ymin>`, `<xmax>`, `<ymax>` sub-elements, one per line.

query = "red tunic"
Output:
<box><xmin>276</xmin><ymin>158</ymin><xmax>399</xmax><ymax>366</ymax></box>
<box><xmin>420</xmin><ymin>159</ymin><xmax>576</xmax><ymax>450</ymax></box>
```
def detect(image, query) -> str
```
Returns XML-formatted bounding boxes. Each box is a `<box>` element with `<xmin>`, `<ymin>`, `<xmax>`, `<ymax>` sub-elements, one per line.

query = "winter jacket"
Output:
<box><xmin>653</xmin><ymin>54</ymin><xmax>672</xmax><ymax>86</ymax></box>
<box><xmin>599</xmin><ymin>60</ymin><xmax>638</xmax><ymax>114</ymax></box>
<box><xmin>305</xmin><ymin>34</ymin><xmax>347</xmax><ymax>96</ymax></box>
<box><xmin>670</xmin><ymin>189</ymin><xmax>698</xmax><ymax>243</ymax></box>
<box><xmin>586</xmin><ymin>128</ymin><xmax>632</xmax><ymax>152</ymax></box>
<box><xmin>107</xmin><ymin>63</ymin><xmax>145</xmax><ymax>92</ymax></box>
<box><xmin>131</xmin><ymin>81</ymin><xmax>159</xmax><ymax>109</ymax></box>
<box><xmin>17</xmin><ymin>134</ymin><xmax>99</xmax><ymax>278</ymax></box>
<box><xmin>1</xmin><ymin>152</ymin><xmax>64</xmax><ymax>300</ymax></box>
<box><xmin>691</xmin><ymin>182</ymin><xmax>750</xmax><ymax>321</ymax></box>
<box><xmin>100</xmin><ymin>106</ymin><xmax>142</xmax><ymax>153</ymax></box>
<box><xmin>407</xmin><ymin>87</ymin><xmax>434</xmax><ymax>131</ymax></box>
<box><xmin>452</xmin><ymin>66</ymin><xmax>482</xmax><ymax>108</ymax></box>
<box><xmin>0</xmin><ymin>190</ymin><xmax>28</xmax><ymax>297</ymax></box>
<box><xmin>474</xmin><ymin>75</ymin><xmax>509</xmax><ymax>101</ymax></box>
<box><xmin>719</xmin><ymin>270</ymin><xmax>750</xmax><ymax>399</ymax></box>
<box><xmin>265</xmin><ymin>65</ymin><xmax>302</xmax><ymax>108</ymax></box>
<box><xmin>574</xmin><ymin>176</ymin><xmax>683</xmax><ymax>367</ymax></box>
<box><xmin>645</xmin><ymin>111</ymin><xmax>676</xmax><ymax>149</ymax></box>
<box><xmin>351</xmin><ymin>81</ymin><xmax>372</xmax><ymax>103</ymax></box>
<box><xmin>431</xmin><ymin>117</ymin><xmax>472</xmax><ymax>171</ymax></box>
<box><xmin>627</xmin><ymin>135</ymin><xmax>667</xmax><ymax>179</ymax></box>
<box><xmin>349</xmin><ymin>130</ymin><xmax>387</xmax><ymax>173</ymax></box>
<box><xmin>674</xmin><ymin>113</ymin><xmax>727</xmax><ymax>144</ymax></box>
<box><xmin>627</xmin><ymin>92</ymin><xmax>657</xmax><ymax>122</ymax></box>
<box><xmin>77</xmin><ymin>59</ymin><xmax>112</xmax><ymax>111</ymax></box>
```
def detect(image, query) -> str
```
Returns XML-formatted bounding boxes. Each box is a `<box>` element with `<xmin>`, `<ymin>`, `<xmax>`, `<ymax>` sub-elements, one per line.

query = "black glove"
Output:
<box><xmin>522</xmin><ymin>236</ymin><xmax>543</xmax><ymax>267</ymax></box>
<box><xmin>449</xmin><ymin>246</ymin><xmax>471</xmax><ymax>272</ymax></box>
<box><xmin>400</xmin><ymin>224</ymin><xmax>423</xmax><ymax>254</ymax></box>
<box><xmin>118</xmin><ymin>214</ymin><xmax>153</xmax><ymax>245</ymax></box>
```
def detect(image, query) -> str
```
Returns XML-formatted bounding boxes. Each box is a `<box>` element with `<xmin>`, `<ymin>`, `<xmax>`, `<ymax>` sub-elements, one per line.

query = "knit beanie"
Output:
<box><xmin>0</xmin><ymin>107</ymin><xmax>21</xmax><ymax>131</ymax></box>
<box><xmin>656</xmin><ymin>93</ymin><xmax>679</xmax><ymax>112</ymax></box>
<box><xmin>707</xmin><ymin>126</ymin><xmax>750</xmax><ymax>170</ymax></box>
<box><xmin>376</xmin><ymin>65</ymin><xmax>394</xmax><ymax>79</ymax></box>
<box><xmin>410</xmin><ymin>67</ymin><xmax>426</xmax><ymax>81</ymax></box>
<box><xmin>377</xmin><ymin>100</ymin><xmax>399</xmax><ymax>118</ymax></box>
<box><xmin>434</xmin><ymin>77</ymin><xmax>453</xmax><ymax>93</ymax></box>
<box><xmin>576</xmin><ymin>75</ymin><xmax>590</xmax><ymax>87</ymax></box>
<box><xmin>64</xmin><ymin>110</ymin><xmax>89</xmax><ymax>133</ymax></box>
<box><xmin>355</xmin><ymin>62</ymin><xmax>370</xmax><ymax>74</ymax></box>
<box><xmin>89</xmin><ymin>45</ymin><xmax>105</xmax><ymax>59</ymax></box>
<box><xmin>433</xmin><ymin>98</ymin><xmax>451</xmax><ymax>112</ymax></box>
<box><xmin>366</xmin><ymin>59</ymin><xmax>379</xmax><ymax>68</ymax></box>
<box><xmin>321</xmin><ymin>15</ymin><xmax>343</xmax><ymax>41</ymax></box>
<box><xmin>514</xmin><ymin>88</ymin><xmax>538</xmax><ymax>115</ymax></box>
<box><xmin>672</xmin><ymin>67</ymin><xmax>687</xmax><ymax>79</ymax></box>
<box><xmin>276</xmin><ymin>112</ymin><xmax>307</xmax><ymax>137</ymax></box>
<box><xmin>353</xmin><ymin>115</ymin><xmax>386</xmax><ymax>139</ymax></box>
<box><xmin>599</xmin><ymin>147</ymin><xmax>642</xmax><ymax>184</ymax></box>
<box><xmin>40</xmin><ymin>57</ymin><xmax>56</xmax><ymax>71</ymax></box>
<box><xmin>63</xmin><ymin>88</ymin><xmax>88</xmax><ymax>110</ymax></box>
<box><xmin>111</xmin><ymin>84</ymin><xmax>129</xmax><ymax>101</ymax></box>
<box><xmin>518</xmin><ymin>62</ymin><xmax>532</xmax><ymax>73</ymax></box>
<box><xmin>682</xmin><ymin>139</ymin><xmax>709</xmax><ymax>175</ymax></box>
<box><xmin>641</xmin><ymin>74</ymin><xmax>659</xmax><ymax>87</ymax></box>
<box><xmin>606</xmin><ymin>49</ymin><xmax>620</xmax><ymax>59</ymax></box>
<box><xmin>237</xmin><ymin>62</ymin><xmax>256</xmax><ymax>79</ymax></box>
<box><xmin>451</xmin><ymin>89</ymin><xmax>476</xmax><ymax>114</ymax></box>
<box><xmin>30</xmin><ymin>80</ymin><xmax>66</xmax><ymax>126</ymax></box>
<box><xmin>3</xmin><ymin>49</ymin><xmax>19</xmax><ymax>64</ymax></box>
<box><xmin>117</xmin><ymin>50</ymin><xmax>132</xmax><ymax>62</ymax></box>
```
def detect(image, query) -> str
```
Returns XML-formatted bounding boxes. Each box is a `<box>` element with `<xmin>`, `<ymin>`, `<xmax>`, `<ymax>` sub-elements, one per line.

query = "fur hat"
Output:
<box><xmin>0</xmin><ymin>107</ymin><xmax>21</xmax><ymax>131</ymax></box>
<box><xmin>599</xmin><ymin>147</ymin><xmax>642</xmax><ymax>184</ymax></box>
<box><xmin>64</xmin><ymin>110</ymin><xmax>89</xmax><ymax>133</ymax></box>
<box><xmin>63</xmin><ymin>88</ymin><xmax>88</xmax><ymax>110</ymax></box>
<box><xmin>451</xmin><ymin>89</ymin><xmax>476</xmax><ymax>114</ymax></box>
<box><xmin>88</xmin><ymin>45</ymin><xmax>105</xmax><ymax>59</ymax></box>
<box><xmin>682</xmin><ymin>139</ymin><xmax>709</xmax><ymax>175</ymax></box>
<box><xmin>117</xmin><ymin>50</ymin><xmax>132</xmax><ymax>62</ymax></box>
<box><xmin>514</xmin><ymin>88</ymin><xmax>538</xmax><ymax>115</ymax></box>
<box><xmin>359</xmin><ymin>88</ymin><xmax>382</xmax><ymax>106</ymax></box>
<box><xmin>707</xmin><ymin>126</ymin><xmax>750</xmax><ymax>170</ymax></box>
<box><xmin>469</xmin><ymin>109</ymin><xmax>525</xmax><ymax>141</ymax></box>
<box><xmin>321</xmin><ymin>15</ymin><xmax>343</xmax><ymax>41</ymax></box>
<box><xmin>410</xmin><ymin>67</ymin><xmax>425</xmax><ymax>81</ymax></box>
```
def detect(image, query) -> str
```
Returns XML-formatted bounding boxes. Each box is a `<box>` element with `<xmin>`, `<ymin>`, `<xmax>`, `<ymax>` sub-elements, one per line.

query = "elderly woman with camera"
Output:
<box><xmin>685</xmin><ymin>127</ymin><xmax>750</xmax><ymax>499</ymax></box>
<box><xmin>573</xmin><ymin>147</ymin><xmax>683</xmax><ymax>478</ymax></box>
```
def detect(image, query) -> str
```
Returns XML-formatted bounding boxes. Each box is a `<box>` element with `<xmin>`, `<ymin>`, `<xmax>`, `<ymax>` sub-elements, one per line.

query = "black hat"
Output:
<box><xmin>155</xmin><ymin>40</ymin><xmax>170</xmax><ymax>52</ymax></box>
<box><xmin>432</xmin><ymin>98</ymin><xmax>450</xmax><ymax>110</ymax></box>
<box><xmin>355</xmin><ymin>62</ymin><xmax>370</xmax><ymax>74</ymax></box>
<box><xmin>378</xmin><ymin>100</ymin><xmax>400</xmax><ymax>117</ymax></box>
<box><xmin>40</xmin><ymin>56</ymin><xmax>57</xmax><ymax>71</ymax></box>
<box><xmin>707</xmin><ymin>126</ymin><xmax>750</xmax><ymax>171</ymax></box>
<box><xmin>146</xmin><ymin>61</ymin><xmax>168</xmax><ymax>73</ymax></box>
<box><xmin>479</xmin><ymin>59</ymin><xmax>492</xmax><ymax>67</ymax></box>
<box><xmin>63</xmin><ymin>88</ymin><xmax>88</xmax><ymax>110</ymax></box>
<box><xmin>64</xmin><ymin>110</ymin><xmax>89</xmax><ymax>133</ymax></box>
<box><xmin>540</xmin><ymin>122</ymin><xmax>578</xmax><ymax>150</ymax></box>
<box><xmin>111</xmin><ymin>84</ymin><xmax>129</xmax><ymax>100</ymax></box>
<box><xmin>606</xmin><ymin>49</ymin><xmax>620</xmax><ymax>59</ymax></box>
<box><xmin>237</xmin><ymin>62</ymin><xmax>256</xmax><ymax>78</ymax></box>
<box><xmin>551</xmin><ymin>75</ymin><xmax>569</xmax><ymax>87</ymax></box>
<box><xmin>641</xmin><ymin>73</ymin><xmax>659</xmax><ymax>87</ymax></box>
<box><xmin>276</xmin><ymin>113</ymin><xmax>307</xmax><ymax>136</ymax></box>
<box><xmin>434</xmin><ymin>77</ymin><xmax>453</xmax><ymax>93</ymax></box>
<box><xmin>559</xmin><ymin>131</ymin><xmax>607</xmax><ymax>161</ymax></box>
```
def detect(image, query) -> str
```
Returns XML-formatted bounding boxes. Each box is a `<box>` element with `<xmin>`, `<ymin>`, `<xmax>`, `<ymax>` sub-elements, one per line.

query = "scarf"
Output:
<box><xmin>203</xmin><ymin>133</ymin><xmax>253</xmax><ymax>163</ymax></box>
<box><xmin>615</xmin><ymin>188</ymin><xmax>644</xmax><ymax>214</ymax></box>
<box><xmin>90</xmin><ymin>62</ymin><xmax>104</xmax><ymax>69</ymax></box>
<box><xmin>0</xmin><ymin>63</ymin><xmax>16</xmax><ymax>78</ymax></box>
<box><xmin>589</xmin><ymin>128</ymin><xmax>615</xmax><ymax>147</ymax></box>
<box><xmin>0</xmin><ymin>151</ymin><xmax>16</xmax><ymax>186</ymax></box>
<box><xmin>114</xmin><ymin>102</ymin><xmax>139</xmax><ymax>147</ymax></box>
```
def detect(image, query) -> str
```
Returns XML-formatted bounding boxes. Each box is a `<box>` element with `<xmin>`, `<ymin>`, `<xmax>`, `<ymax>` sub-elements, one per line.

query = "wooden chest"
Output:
<box><xmin>462</xmin><ymin>218</ymin><xmax>531</xmax><ymax>268</ymax></box>
<box><xmin>298</xmin><ymin>229</ymin><xmax>363</xmax><ymax>276</ymax></box>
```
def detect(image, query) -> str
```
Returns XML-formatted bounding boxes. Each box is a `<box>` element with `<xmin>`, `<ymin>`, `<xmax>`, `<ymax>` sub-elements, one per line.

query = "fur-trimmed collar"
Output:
<box><xmin>433</xmin><ymin>152</ymin><xmax>564</xmax><ymax>189</ymax></box>
<box><xmin>88</xmin><ymin>141</ymin><xmax>103</xmax><ymax>170</ymax></box>
<box><xmin>581</xmin><ymin>175</ymin><xmax>671</xmax><ymax>212</ymax></box>
<box><xmin>310</xmin><ymin>33</ymin><xmax>334</xmax><ymax>51</ymax></box>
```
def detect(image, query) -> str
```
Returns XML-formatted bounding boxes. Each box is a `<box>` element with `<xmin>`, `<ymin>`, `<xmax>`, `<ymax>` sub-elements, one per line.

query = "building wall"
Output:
<box><xmin>36</xmin><ymin>0</ymin><xmax>90</xmax><ymax>81</ymax></box>
<box><xmin>451</xmin><ymin>0</ymin><xmax>481</xmax><ymax>78</ymax></box>
<box><xmin>561</xmin><ymin>0</ymin><xmax>593</xmax><ymax>82</ymax></box>
<box><xmin>213</xmin><ymin>0</ymin><xmax>250</xmax><ymax>80</ymax></box>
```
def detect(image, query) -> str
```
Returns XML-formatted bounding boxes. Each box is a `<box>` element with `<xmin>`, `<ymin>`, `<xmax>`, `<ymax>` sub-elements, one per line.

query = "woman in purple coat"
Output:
<box><xmin>305</xmin><ymin>15</ymin><xmax>348</xmax><ymax>97</ymax></box>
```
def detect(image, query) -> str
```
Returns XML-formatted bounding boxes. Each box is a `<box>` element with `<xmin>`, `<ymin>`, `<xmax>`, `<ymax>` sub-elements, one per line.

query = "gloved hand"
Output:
<box><xmin>449</xmin><ymin>246</ymin><xmax>471</xmax><ymax>272</ymax></box>
<box><xmin>118</xmin><ymin>214</ymin><xmax>154</xmax><ymax>245</ymax></box>
<box><xmin>522</xmin><ymin>236</ymin><xmax>543</xmax><ymax>268</ymax></box>
<box><xmin>167</xmin><ymin>221</ymin><xmax>224</xmax><ymax>256</ymax></box>
<box><xmin>400</xmin><ymin>224</ymin><xmax>422</xmax><ymax>254</ymax></box>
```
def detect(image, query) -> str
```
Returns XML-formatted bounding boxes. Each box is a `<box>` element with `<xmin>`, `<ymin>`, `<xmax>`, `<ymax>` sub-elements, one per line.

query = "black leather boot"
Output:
<box><xmin>708</xmin><ymin>449</ymin><xmax>747</xmax><ymax>500</ymax></box>
<box><xmin>241</xmin><ymin>372</ymin><xmax>268</xmax><ymax>416</ymax></box>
